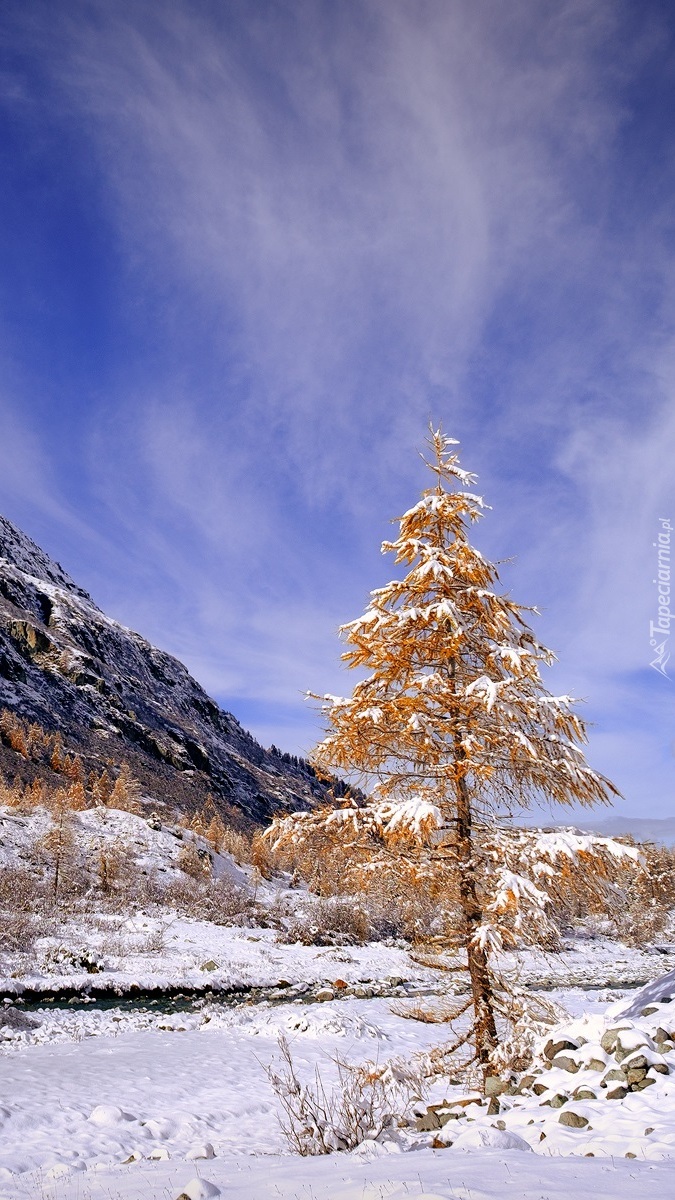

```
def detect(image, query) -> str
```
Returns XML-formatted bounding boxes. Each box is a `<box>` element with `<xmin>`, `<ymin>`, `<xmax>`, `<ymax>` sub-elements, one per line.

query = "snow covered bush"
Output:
<box><xmin>281</xmin><ymin>896</ymin><xmax>371</xmax><ymax>946</ymax></box>
<box><xmin>161</xmin><ymin>872</ymin><xmax>257</xmax><ymax>924</ymax></box>
<box><xmin>266</xmin><ymin>1035</ymin><xmax>422</xmax><ymax>1155</ymax></box>
<box><xmin>40</xmin><ymin>943</ymin><xmax>105</xmax><ymax>974</ymax></box>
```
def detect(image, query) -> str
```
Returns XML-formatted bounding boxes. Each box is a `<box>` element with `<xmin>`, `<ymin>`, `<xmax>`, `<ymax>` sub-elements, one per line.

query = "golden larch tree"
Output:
<box><xmin>310</xmin><ymin>428</ymin><xmax>619</xmax><ymax>1074</ymax></box>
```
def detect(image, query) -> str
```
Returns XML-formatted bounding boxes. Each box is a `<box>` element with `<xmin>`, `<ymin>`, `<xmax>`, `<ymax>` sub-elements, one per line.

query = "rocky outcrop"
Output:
<box><xmin>0</xmin><ymin>515</ymin><xmax>328</xmax><ymax>822</ymax></box>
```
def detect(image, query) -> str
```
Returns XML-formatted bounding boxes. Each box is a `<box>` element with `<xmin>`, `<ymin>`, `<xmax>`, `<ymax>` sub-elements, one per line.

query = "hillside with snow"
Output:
<box><xmin>0</xmin><ymin>514</ymin><xmax>327</xmax><ymax>822</ymax></box>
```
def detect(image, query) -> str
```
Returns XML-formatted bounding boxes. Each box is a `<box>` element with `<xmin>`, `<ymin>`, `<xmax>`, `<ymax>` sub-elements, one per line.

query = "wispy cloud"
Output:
<box><xmin>0</xmin><ymin>0</ymin><xmax>674</xmax><ymax>806</ymax></box>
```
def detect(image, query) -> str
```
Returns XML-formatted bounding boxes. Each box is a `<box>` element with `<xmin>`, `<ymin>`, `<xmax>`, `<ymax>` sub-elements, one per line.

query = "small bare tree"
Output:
<box><xmin>35</xmin><ymin>794</ymin><xmax>80</xmax><ymax>904</ymax></box>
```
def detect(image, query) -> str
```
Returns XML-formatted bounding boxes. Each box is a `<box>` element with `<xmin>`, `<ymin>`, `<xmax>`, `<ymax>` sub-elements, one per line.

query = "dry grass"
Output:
<box><xmin>265</xmin><ymin>1035</ymin><xmax>423</xmax><ymax>1155</ymax></box>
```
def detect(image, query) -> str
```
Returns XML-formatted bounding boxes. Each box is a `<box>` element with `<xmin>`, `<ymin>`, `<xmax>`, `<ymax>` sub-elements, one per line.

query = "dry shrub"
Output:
<box><xmin>0</xmin><ymin>712</ymin><xmax>86</xmax><ymax>784</ymax></box>
<box><xmin>0</xmin><ymin>775</ymin><xmax>25</xmax><ymax>808</ymax></box>
<box><xmin>177</xmin><ymin>840</ymin><xmax>210</xmax><ymax>878</ymax></box>
<box><xmin>50</xmin><ymin>734</ymin><xmax>64</xmax><ymax>772</ymax></box>
<box><xmin>178</xmin><ymin>804</ymin><xmax>257</xmax><ymax>868</ymax></box>
<box><xmin>611</xmin><ymin>895</ymin><xmax>671</xmax><ymax>946</ymax></box>
<box><xmin>47</xmin><ymin>782</ymin><xmax>89</xmax><ymax>813</ymax></box>
<box><xmin>392</xmin><ymin>996</ymin><xmax>473</xmax><ymax>1025</ymax></box>
<box><xmin>282</xmin><ymin>896</ymin><xmax>371</xmax><ymax>946</ymax></box>
<box><xmin>1</xmin><ymin>776</ymin><xmax>91</xmax><ymax>817</ymax></box>
<box><xmin>6</xmin><ymin>728</ymin><xmax>28</xmax><ymax>757</ymax></box>
<box><xmin>489</xmin><ymin>990</ymin><xmax>569</xmax><ymax>1075</ymax></box>
<box><xmin>0</xmin><ymin>867</ymin><xmax>54</xmax><ymax>949</ymax></box>
<box><xmin>61</xmin><ymin>754</ymin><xmax>85</xmax><ymax>783</ymax></box>
<box><xmin>0</xmin><ymin>865</ymin><xmax>45</xmax><ymax>912</ymax></box>
<box><xmin>161</xmin><ymin>872</ymin><xmax>254</xmax><ymax>923</ymax></box>
<box><xmin>611</xmin><ymin>842</ymin><xmax>675</xmax><ymax>946</ymax></box>
<box><xmin>266</xmin><ymin>810</ymin><xmax>459</xmax><ymax>945</ymax></box>
<box><xmin>91</xmin><ymin>769</ymin><xmax>112</xmax><ymax>806</ymax></box>
<box><xmin>26</xmin><ymin>722</ymin><xmax>50</xmax><ymax>757</ymax></box>
<box><xmin>203</xmin><ymin>815</ymin><xmax>226</xmax><ymax>852</ymax></box>
<box><xmin>554</xmin><ymin>840</ymin><xmax>675</xmax><ymax>948</ymax></box>
<box><xmin>0</xmin><ymin>909</ymin><xmax>43</xmax><ymax>952</ymax></box>
<box><xmin>266</xmin><ymin>1035</ymin><xmax>422</xmax><ymax>1155</ymax></box>
<box><xmin>96</xmin><ymin>839</ymin><xmax>138</xmax><ymax>896</ymax></box>
<box><xmin>266</xmin><ymin>826</ymin><xmax>356</xmax><ymax>895</ymax></box>
<box><xmin>32</xmin><ymin>814</ymin><xmax>88</xmax><ymax>904</ymax></box>
<box><xmin>199</xmin><ymin>811</ymin><xmax>254</xmax><ymax>865</ymax></box>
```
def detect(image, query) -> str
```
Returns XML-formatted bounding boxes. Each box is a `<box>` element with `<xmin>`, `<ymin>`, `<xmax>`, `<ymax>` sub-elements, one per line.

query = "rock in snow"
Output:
<box><xmin>185</xmin><ymin>1143</ymin><xmax>215</xmax><ymax>1160</ymax></box>
<box><xmin>88</xmin><ymin>1104</ymin><xmax>134</xmax><ymax>1126</ymax></box>
<box><xmin>175</xmin><ymin>1179</ymin><xmax>221</xmax><ymax>1200</ymax></box>
<box><xmin>450</xmin><ymin>1126</ymin><xmax>532</xmax><ymax>1151</ymax></box>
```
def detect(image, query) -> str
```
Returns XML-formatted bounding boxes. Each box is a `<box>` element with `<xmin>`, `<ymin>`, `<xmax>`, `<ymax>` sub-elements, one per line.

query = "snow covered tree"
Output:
<box><xmin>305</xmin><ymin>428</ymin><xmax>620</xmax><ymax>1075</ymax></box>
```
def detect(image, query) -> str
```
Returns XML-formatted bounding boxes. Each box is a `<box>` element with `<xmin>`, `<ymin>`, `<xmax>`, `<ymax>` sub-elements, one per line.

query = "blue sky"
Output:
<box><xmin>0</xmin><ymin>0</ymin><xmax>674</xmax><ymax>817</ymax></box>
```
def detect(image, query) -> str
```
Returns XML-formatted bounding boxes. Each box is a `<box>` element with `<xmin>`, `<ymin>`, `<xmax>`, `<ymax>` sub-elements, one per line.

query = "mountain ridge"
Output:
<box><xmin>0</xmin><ymin>514</ymin><xmax>327</xmax><ymax>822</ymax></box>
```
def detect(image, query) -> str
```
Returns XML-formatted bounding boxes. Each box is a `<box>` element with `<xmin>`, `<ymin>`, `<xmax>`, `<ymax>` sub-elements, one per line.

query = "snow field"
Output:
<box><xmin>8</xmin><ymin>1146</ymin><xmax>675</xmax><ymax>1200</ymax></box>
<box><xmin>3</xmin><ymin>985</ymin><xmax>675</xmax><ymax>1199</ymax></box>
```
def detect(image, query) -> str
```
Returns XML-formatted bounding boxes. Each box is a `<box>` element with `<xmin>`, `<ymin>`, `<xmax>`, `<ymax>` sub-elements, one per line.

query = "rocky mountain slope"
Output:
<box><xmin>0</xmin><ymin>515</ymin><xmax>328</xmax><ymax>822</ymax></box>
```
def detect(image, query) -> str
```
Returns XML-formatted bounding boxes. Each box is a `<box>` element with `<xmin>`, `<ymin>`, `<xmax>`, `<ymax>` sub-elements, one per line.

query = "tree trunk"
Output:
<box><xmin>447</xmin><ymin>656</ymin><xmax>498</xmax><ymax>1077</ymax></box>
<box><xmin>454</xmin><ymin>765</ymin><xmax>498</xmax><ymax>1076</ymax></box>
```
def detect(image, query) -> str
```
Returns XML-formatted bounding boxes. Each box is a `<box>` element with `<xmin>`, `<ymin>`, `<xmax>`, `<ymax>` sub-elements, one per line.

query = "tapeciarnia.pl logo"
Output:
<box><xmin>649</xmin><ymin>517</ymin><xmax>673</xmax><ymax>678</ymax></box>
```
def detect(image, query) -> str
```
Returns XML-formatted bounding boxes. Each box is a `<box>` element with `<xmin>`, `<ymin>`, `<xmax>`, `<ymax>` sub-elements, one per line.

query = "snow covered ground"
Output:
<box><xmin>4</xmin><ymin>804</ymin><xmax>675</xmax><ymax>1198</ymax></box>
<box><xmin>4</xmin><ymin>956</ymin><xmax>675</xmax><ymax>1198</ymax></box>
<box><xmin>2</xmin><ymin>984</ymin><xmax>675</xmax><ymax>1199</ymax></box>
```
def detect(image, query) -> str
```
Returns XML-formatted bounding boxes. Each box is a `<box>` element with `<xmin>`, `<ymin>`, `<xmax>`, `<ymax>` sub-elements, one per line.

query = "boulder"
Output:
<box><xmin>551</xmin><ymin>1055</ymin><xmax>580</xmax><ymax>1073</ymax></box>
<box><xmin>485</xmin><ymin>1077</ymin><xmax>510</xmax><ymax>1096</ymax></box>
<box><xmin>449</xmin><ymin>1126</ymin><xmax>532</xmax><ymax>1152</ymax></box>
<box><xmin>185</xmin><ymin>1144</ymin><xmax>215</xmax><ymax>1161</ymax></box>
<box><xmin>415</xmin><ymin>1110</ymin><xmax>441</xmax><ymax>1132</ymax></box>
<box><xmin>543</xmin><ymin>1038</ymin><xmax>578</xmax><ymax>1061</ymax></box>
<box><xmin>601</xmin><ymin>1068</ymin><xmax>627</xmax><ymax>1086</ymax></box>
<box><xmin>606</xmin><ymin>1085</ymin><xmax>628</xmax><ymax>1100</ymax></box>
<box><xmin>175</xmin><ymin>1181</ymin><xmax>220</xmax><ymax>1200</ymax></box>
<box><xmin>600</xmin><ymin>1027</ymin><xmax>630</xmax><ymax>1054</ymax></box>
<box><xmin>586</xmin><ymin>1058</ymin><xmax>607</xmax><ymax>1073</ymax></box>
<box><xmin>615</xmin><ymin>1032</ymin><xmax>655</xmax><ymax>1062</ymax></box>
<box><xmin>559</xmin><ymin>1111</ymin><xmax>589</xmax><ymax>1129</ymax></box>
<box><xmin>622</xmin><ymin>1054</ymin><xmax>649</xmax><ymax>1072</ymax></box>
